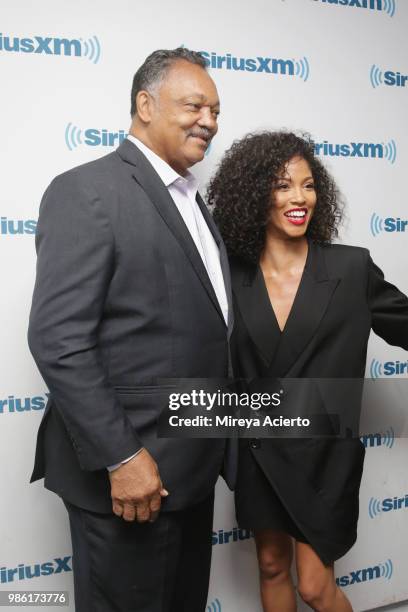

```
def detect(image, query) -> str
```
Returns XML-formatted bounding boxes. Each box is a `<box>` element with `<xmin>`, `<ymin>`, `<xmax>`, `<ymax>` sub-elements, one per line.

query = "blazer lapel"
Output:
<box><xmin>268</xmin><ymin>242</ymin><xmax>340</xmax><ymax>377</ymax></box>
<box><xmin>231</xmin><ymin>261</ymin><xmax>281</xmax><ymax>365</ymax></box>
<box><xmin>116</xmin><ymin>140</ymin><xmax>225</xmax><ymax>324</ymax></box>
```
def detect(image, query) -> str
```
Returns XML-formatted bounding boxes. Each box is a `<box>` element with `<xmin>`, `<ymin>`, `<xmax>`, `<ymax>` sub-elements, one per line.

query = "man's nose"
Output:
<box><xmin>197</xmin><ymin>107</ymin><xmax>218</xmax><ymax>133</ymax></box>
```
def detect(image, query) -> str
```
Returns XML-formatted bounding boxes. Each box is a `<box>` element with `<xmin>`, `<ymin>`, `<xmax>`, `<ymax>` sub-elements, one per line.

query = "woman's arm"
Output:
<box><xmin>368</xmin><ymin>254</ymin><xmax>408</xmax><ymax>350</ymax></box>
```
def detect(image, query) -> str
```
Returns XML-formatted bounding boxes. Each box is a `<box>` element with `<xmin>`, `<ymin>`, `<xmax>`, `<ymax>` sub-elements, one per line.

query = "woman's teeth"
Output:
<box><xmin>284</xmin><ymin>209</ymin><xmax>307</xmax><ymax>225</ymax></box>
<box><xmin>285</xmin><ymin>210</ymin><xmax>306</xmax><ymax>217</ymax></box>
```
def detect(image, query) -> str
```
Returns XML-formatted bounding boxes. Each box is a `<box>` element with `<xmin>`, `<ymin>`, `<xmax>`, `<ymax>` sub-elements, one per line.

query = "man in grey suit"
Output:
<box><xmin>28</xmin><ymin>47</ymin><xmax>235</xmax><ymax>612</ymax></box>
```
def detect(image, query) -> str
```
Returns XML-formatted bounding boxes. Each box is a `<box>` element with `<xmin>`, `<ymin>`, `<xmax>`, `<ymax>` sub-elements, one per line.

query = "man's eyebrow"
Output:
<box><xmin>180</xmin><ymin>94</ymin><xmax>220</xmax><ymax>107</ymax></box>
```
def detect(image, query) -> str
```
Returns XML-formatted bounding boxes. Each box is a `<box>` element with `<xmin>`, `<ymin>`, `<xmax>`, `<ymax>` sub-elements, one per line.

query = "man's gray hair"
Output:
<box><xmin>130</xmin><ymin>47</ymin><xmax>207</xmax><ymax>117</ymax></box>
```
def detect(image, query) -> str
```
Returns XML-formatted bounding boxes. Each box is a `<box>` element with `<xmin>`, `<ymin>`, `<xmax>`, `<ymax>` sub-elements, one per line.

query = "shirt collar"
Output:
<box><xmin>127</xmin><ymin>135</ymin><xmax>198</xmax><ymax>196</ymax></box>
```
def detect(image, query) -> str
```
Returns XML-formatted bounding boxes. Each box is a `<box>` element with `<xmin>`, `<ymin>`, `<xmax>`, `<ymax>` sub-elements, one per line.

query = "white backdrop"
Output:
<box><xmin>1</xmin><ymin>0</ymin><xmax>408</xmax><ymax>610</ymax></box>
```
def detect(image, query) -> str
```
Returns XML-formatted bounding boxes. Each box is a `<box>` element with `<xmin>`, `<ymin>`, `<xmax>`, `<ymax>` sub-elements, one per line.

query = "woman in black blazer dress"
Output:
<box><xmin>208</xmin><ymin>132</ymin><xmax>408</xmax><ymax>611</ymax></box>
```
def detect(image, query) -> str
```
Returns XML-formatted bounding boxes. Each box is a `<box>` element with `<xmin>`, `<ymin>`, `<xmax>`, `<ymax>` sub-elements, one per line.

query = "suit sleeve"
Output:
<box><xmin>367</xmin><ymin>253</ymin><xmax>408</xmax><ymax>349</ymax></box>
<box><xmin>28</xmin><ymin>172</ymin><xmax>142</xmax><ymax>471</ymax></box>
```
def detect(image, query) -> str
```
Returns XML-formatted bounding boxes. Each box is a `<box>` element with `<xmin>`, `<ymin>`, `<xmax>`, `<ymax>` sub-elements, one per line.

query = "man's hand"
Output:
<box><xmin>109</xmin><ymin>449</ymin><xmax>168</xmax><ymax>523</ymax></box>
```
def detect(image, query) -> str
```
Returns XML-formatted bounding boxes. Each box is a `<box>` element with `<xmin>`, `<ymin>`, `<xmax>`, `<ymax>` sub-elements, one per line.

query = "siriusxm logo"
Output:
<box><xmin>0</xmin><ymin>33</ymin><xmax>100</xmax><ymax>63</ymax></box>
<box><xmin>1</xmin><ymin>556</ymin><xmax>72</xmax><ymax>584</ymax></box>
<box><xmin>65</xmin><ymin>123</ymin><xmax>127</xmax><ymax>150</ymax></box>
<box><xmin>0</xmin><ymin>394</ymin><xmax>48</xmax><ymax>415</ymax></box>
<box><xmin>369</xmin><ymin>494</ymin><xmax>408</xmax><ymax>518</ymax></box>
<box><xmin>207</xmin><ymin>599</ymin><xmax>221</xmax><ymax>612</ymax></box>
<box><xmin>315</xmin><ymin>140</ymin><xmax>396</xmax><ymax>163</ymax></box>
<box><xmin>336</xmin><ymin>559</ymin><xmax>393</xmax><ymax>586</ymax></box>
<box><xmin>370</xmin><ymin>65</ymin><xmax>407</xmax><ymax>88</ymax></box>
<box><xmin>370</xmin><ymin>213</ymin><xmax>408</xmax><ymax>236</ymax></box>
<box><xmin>212</xmin><ymin>527</ymin><xmax>253</xmax><ymax>545</ymax></box>
<box><xmin>198</xmin><ymin>50</ymin><xmax>310</xmax><ymax>81</ymax></box>
<box><xmin>313</xmin><ymin>0</ymin><xmax>396</xmax><ymax>16</ymax></box>
<box><xmin>370</xmin><ymin>358</ymin><xmax>408</xmax><ymax>377</ymax></box>
<box><xmin>360</xmin><ymin>428</ymin><xmax>395</xmax><ymax>449</ymax></box>
<box><xmin>0</xmin><ymin>217</ymin><xmax>37</xmax><ymax>235</ymax></box>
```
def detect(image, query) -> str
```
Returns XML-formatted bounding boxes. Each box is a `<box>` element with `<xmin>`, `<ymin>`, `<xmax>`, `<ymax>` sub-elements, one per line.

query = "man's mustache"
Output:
<box><xmin>188</xmin><ymin>128</ymin><xmax>213</xmax><ymax>142</ymax></box>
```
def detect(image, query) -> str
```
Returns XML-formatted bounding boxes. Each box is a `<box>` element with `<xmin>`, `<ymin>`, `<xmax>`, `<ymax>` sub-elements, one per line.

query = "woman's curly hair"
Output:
<box><xmin>208</xmin><ymin>131</ymin><xmax>344</xmax><ymax>264</ymax></box>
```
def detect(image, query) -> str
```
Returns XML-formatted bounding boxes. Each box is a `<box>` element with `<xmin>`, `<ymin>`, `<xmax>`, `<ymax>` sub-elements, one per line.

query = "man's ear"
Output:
<box><xmin>135</xmin><ymin>90</ymin><xmax>154</xmax><ymax>124</ymax></box>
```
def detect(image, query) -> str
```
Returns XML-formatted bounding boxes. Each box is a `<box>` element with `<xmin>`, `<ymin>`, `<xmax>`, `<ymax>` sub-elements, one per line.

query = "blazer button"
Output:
<box><xmin>250</xmin><ymin>438</ymin><xmax>261</xmax><ymax>450</ymax></box>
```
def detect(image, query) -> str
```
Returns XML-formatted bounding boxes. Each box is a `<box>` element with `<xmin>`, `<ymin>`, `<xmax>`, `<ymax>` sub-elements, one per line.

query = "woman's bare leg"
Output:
<box><xmin>255</xmin><ymin>529</ymin><xmax>296</xmax><ymax>612</ymax></box>
<box><xmin>296</xmin><ymin>541</ymin><xmax>352</xmax><ymax>611</ymax></box>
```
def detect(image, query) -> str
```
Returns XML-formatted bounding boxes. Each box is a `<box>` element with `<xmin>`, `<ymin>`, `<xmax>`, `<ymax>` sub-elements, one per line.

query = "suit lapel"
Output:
<box><xmin>268</xmin><ymin>242</ymin><xmax>340</xmax><ymax>376</ymax></box>
<box><xmin>116</xmin><ymin>140</ymin><xmax>225</xmax><ymax>324</ymax></box>
<box><xmin>219</xmin><ymin>240</ymin><xmax>234</xmax><ymax>339</ymax></box>
<box><xmin>196</xmin><ymin>193</ymin><xmax>234</xmax><ymax>338</ymax></box>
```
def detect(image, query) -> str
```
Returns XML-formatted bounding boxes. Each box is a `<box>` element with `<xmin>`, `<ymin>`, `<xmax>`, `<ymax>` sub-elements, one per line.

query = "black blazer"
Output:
<box><xmin>28</xmin><ymin>139</ymin><xmax>236</xmax><ymax>513</ymax></box>
<box><xmin>230</xmin><ymin>241</ymin><xmax>408</xmax><ymax>563</ymax></box>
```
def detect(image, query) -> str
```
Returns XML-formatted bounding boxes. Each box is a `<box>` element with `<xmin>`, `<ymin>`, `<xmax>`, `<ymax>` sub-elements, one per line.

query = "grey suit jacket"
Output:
<box><xmin>28</xmin><ymin>139</ymin><xmax>236</xmax><ymax>512</ymax></box>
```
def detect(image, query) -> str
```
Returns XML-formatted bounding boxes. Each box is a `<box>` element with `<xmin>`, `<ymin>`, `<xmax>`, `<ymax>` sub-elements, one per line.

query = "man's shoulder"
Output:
<box><xmin>50</xmin><ymin>150</ymin><xmax>122</xmax><ymax>193</ymax></box>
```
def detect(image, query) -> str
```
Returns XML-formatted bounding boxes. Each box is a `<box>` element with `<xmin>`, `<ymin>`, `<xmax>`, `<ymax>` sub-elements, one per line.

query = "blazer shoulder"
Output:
<box><xmin>321</xmin><ymin>242</ymin><xmax>368</xmax><ymax>255</ymax></box>
<box><xmin>321</xmin><ymin>242</ymin><xmax>370</xmax><ymax>266</ymax></box>
<box><xmin>228</xmin><ymin>255</ymin><xmax>253</xmax><ymax>274</ymax></box>
<box><xmin>228</xmin><ymin>256</ymin><xmax>258</xmax><ymax>292</ymax></box>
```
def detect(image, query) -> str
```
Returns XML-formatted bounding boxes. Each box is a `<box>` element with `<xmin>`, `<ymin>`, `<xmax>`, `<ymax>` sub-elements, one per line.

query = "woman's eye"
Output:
<box><xmin>305</xmin><ymin>183</ymin><xmax>315</xmax><ymax>190</ymax></box>
<box><xmin>276</xmin><ymin>183</ymin><xmax>289</xmax><ymax>190</ymax></box>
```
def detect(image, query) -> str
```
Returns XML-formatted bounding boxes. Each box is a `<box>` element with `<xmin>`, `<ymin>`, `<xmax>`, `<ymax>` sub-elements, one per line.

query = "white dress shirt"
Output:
<box><xmin>108</xmin><ymin>135</ymin><xmax>228</xmax><ymax>471</ymax></box>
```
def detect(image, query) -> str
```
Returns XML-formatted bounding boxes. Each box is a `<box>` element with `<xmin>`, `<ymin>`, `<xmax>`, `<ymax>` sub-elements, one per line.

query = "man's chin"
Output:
<box><xmin>188</xmin><ymin>137</ymin><xmax>210</xmax><ymax>152</ymax></box>
<box><xmin>185</xmin><ymin>150</ymin><xmax>206</xmax><ymax>167</ymax></box>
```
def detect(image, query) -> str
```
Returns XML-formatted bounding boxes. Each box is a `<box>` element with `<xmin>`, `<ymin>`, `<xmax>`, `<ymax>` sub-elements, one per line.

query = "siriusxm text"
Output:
<box><xmin>384</xmin><ymin>72</ymin><xmax>408</xmax><ymax>87</ymax></box>
<box><xmin>381</xmin><ymin>218</ymin><xmax>408</xmax><ymax>233</ymax></box>
<box><xmin>376</xmin><ymin>494</ymin><xmax>408</xmax><ymax>513</ymax></box>
<box><xmin>361</xmin><ymin>434</ymin><xmax>382</xmax><ymax>448</ymax></box>
<box><xmin>315</xmin><ymin>141</ymin><xmax>385</xmax><ymax>158</ymax></box>
<box><xmin>0</xmin><ymin>395</ymin><xmax>48</xmax><ymax>415</ymax></box>
<box><xmin>314</xmin><ymin>0</ymin><xmax>383</xmax><ymax>10</ymax></box>
<box><xmin>1</xmin><ymin>557</ymin><xmax>72</xmax><ymax>584</ymax></box>
<box><xmin>0</xmin><ymin>217</ymin><xmax>37</xmax><ymax>235</ymax></box>
<box><xmin>212</xmin><ymin>527</ymin><xmax>253</xmax><ymax>545</ymax></box>
<box><xmin>336</xmin><ymin>565</ymin><xmax>382</xmax><ymax>586</ymax></box>
<box><xmin>83</xmin><ymin>129</ymin><xmax>127</xmax><ymax>147</ymax></box>
<box><xmin>0</xmin><ymin>34</ymin><xmax>81</xmax><ymax>56</ymax></box>
<box><xmin>381</xmin><ymin>359</ymin><xmax>408</xmax><ymax>373</ymax></box>
<box><xmin>199</xmin><ymin>51</ymin><xmax>294</xmax><ymax>75</ymax></box>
